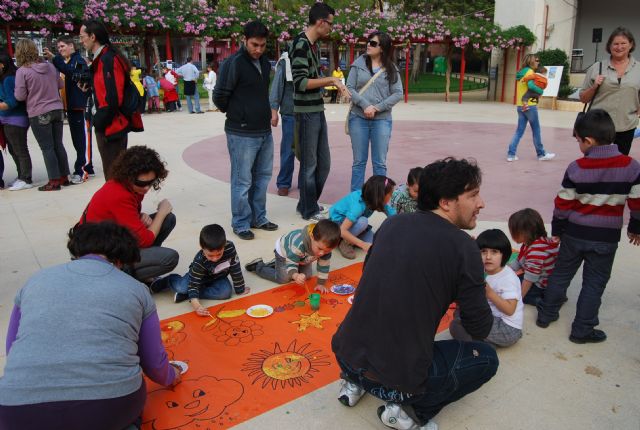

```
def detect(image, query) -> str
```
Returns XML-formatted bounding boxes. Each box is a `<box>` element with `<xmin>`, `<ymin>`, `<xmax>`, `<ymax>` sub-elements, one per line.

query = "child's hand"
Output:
<box><xmin>551</xmin><ymin>236</ymin><xmax>561</xmax><ymax>243</ymax></box>
<box><xmin>628</xmin><ymin>232</ymin><xmax>640</xmax><ymax>246</ymax></box>
<box><xmin>237</xmin><ymin>287</ymin><xmax>251</xmax><ymax>295</ymax></box>
<box><xmin>360</xmin><ymin>242</ymin><xmax>371</xmax><ymax>252</ymax></box>
<box><xmin>292</xmin><ymin>273</ymin><xmax>306</xmax><ymax>285</ymax></box>
<box><xmin>314</xmin><ymin>284</ymin><xmax>328</xmax><ymax>294</ymax></box>
<box><xmin>194</xmin><ymin>305</ymin><xmax>211</xmax><ymax>317</ymax></box>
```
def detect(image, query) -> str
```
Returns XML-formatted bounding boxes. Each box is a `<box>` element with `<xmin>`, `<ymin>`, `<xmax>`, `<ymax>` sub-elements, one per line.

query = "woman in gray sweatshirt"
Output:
<box><xmin>346</xmin><ymin>31</ymin><xmax>403</xmax><ymax>192</ymax></box>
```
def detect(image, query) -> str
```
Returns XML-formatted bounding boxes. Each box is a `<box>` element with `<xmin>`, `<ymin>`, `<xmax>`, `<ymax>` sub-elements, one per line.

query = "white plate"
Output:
<box><xmin>331</xmin><ymin>284</ymin><xmax>355</xmax><ymax>295</ymax></box>
<box><xmin>169</xmin><ymin>360</ymin><xmax>189</xmax><ymax>374</ymax></box>
<box><xmin>246</xmin><ymin>304</ymin><xmax>274</xmax><ymax>318</ymax></box>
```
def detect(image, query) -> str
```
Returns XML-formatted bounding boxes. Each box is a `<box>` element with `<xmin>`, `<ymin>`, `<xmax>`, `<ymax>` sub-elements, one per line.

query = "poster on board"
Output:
<box><xmin>542</xmin><ymin>65</ymin><xmax>563</xmax><ymax>97</ymax></box>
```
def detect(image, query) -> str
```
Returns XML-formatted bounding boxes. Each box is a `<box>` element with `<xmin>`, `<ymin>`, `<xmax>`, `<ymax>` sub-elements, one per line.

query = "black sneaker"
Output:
<box><xmin>174</xmin><ymin>292</ymin><xmax>189</xmax><ymax>303</ymax></box>
<box><xmin>235</xmin><ymin>230</ymin><xmax>255</xmax><ymax>240</ymax></box>
<box><xmin>252</xmin><ymin>221</ymin><xmax>278</xmax><ymax>231</ymax></box>
<box><xmin>149</xmin><ymin>277</ymin><xmax>169</xmax><ymax>294</ymax></box>
<box><xmin>569</xmin><ymin>329</ymin><xmax>607</xmax><ymax>344</ymax></box>
<box><xmin>245</xmin><ymin>258</ymin><xmax>263</xmax><ymax>272</ymax></box>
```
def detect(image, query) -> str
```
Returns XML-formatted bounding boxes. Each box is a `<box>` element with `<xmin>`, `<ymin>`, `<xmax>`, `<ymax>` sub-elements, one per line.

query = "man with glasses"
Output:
<box><xmin>291</xmin><ymin>2</ymin><xmax>350</xmax><ymax>221</ymax></box>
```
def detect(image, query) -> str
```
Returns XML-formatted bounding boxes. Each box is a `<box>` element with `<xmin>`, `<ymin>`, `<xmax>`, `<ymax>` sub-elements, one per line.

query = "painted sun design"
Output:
<box><xmin>290</xmin><ymin>311</ymin><xmax>331</xmax><ymax>332</ymax></box>
<box><xmin>241</xmin><ymin>340</ymin><xmax>331</xmax><ymax>389</ymax></box>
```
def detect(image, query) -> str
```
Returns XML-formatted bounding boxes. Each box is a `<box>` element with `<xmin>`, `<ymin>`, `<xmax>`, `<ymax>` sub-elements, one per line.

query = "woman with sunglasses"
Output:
<box><xmin>346</xmin><ymin>31</ymin><xmax>403</xmax><ymax>192</ymax></box>
<box><xmin>80</xmin><ymin>145</ymin><xmax>179</xmax><ymax>284</ymax></box>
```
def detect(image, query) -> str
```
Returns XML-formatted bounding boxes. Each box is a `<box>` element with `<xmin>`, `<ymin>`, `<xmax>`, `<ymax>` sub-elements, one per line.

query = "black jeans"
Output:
<box><xmin>295</xmin><ymin>112</ymin><xmax>330</xmax><ymax>219</ymax></box>
<box><xmin>67</xmin><ymin>110</ymin><xmax>93</xmax><ymax>176</ymax></box>
<box><xmin>336</xmin><ymin>339</ymin><xmax>499</xmax><ymax>425</ymax></box>
<box><xmin>29</xmin><ymin>110</ymin><xmax>70</xmax><ymax>180</ymax></box>
<box><xmin>614</xmin><ymin>128</ymin><xmax>635</xmax><ymax>156</ymax></box>
<box><xmin>3</xmin><ymin>124</ymin><xmax>31</xmax><ymax>183</ymax></box>
<box><xmin>95</xmin><ymin>131</ymin><xmax>128</xmax><ymax>180</ymax></box>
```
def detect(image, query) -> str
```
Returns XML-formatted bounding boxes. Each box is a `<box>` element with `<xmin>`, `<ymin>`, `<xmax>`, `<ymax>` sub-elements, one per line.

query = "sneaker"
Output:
<box><xmin>337</xmin><ymin>380</ymin><xmax>365</xmax><ymax>407</ymax></box>
<box><xmin>377</xmin><ymin>403</ymin><xmax>438</xmax><ymax>430</ymax></box>
<box><xmin>244</xmin><ymin>258</ymin><xmax>263</xmax><ymax>272</ymax></box>
<box><xmin>506</xmin><ymin>155</ymin><xmax>519</xmax><ymax>162</ymax></box>
<box><xmin>174</xmin><ymin>292</ymin><xmax>189</xmax><ymax>303</ymax></box>
<box><xmin>318</xmin><ymin>205</ymin><xmax>329</xmax><ymax>214</ymax></box>
<box><xmin>252</xmin><ymin>221</ymin><xmax>278</xmax><ymax>231</ymax></box>
<box><xmin>234</xmin><ymin>230</ymin><xmax>255</xmax><ymax>240</ymax></box>
<box><xmin>569</xmin><ymin>329</ymin><xmax>607</xmax><ymax>344</ymax></box>
<box><xmin>307</xmin><ymin>212</ymin><xmax>327</xmax><ymax>221</ymax></box>
<box><xmin>38</xmin><ymin>181</ymin><xmax>61</xmax><ymax>191</ymax></box>
<box><xmin>338</xmin><ymin>240</ymin><xmax>356</xmax><ymax>260</ymax></box>
<box><xmin>277</xmin><ymin>187</ymin><xmax>289</xmax><ymax>196</ymax></box>
<box><xmin>8</xmin><ymin>179</ymin><xmax>34</xmax><ymax>191</ymax></box>
<box><xmin>149</xmin><ymin>277</ymin><xmax>169</xmax><ymax>294</ymax></box>
<box><xmin>538</xmin><ymin>152</ymin><xmax>556</xmax><ymax>161</ymax></box>
<box><xmin>70</xmin><ymin>174</ymin><xmax>84</xmax><ymax>184</ymax></box>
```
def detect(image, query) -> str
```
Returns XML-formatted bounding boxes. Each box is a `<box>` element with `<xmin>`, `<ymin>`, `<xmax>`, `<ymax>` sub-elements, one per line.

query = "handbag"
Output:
<box><xmin>574</xmin><ymin>62</ymin><xmax>602</xmax><ymax>136</ymax></box>
<box><xmin>345</xmin><ymin>68</ymin><xmax>385</xmax><ymax>135</ymax></box>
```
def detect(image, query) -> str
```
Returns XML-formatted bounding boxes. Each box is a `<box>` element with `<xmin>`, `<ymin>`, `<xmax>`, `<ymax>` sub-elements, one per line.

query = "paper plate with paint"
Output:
<box><xmin>347</xmin><ymin>295</ymin><xmax>354</xmax><ymax>305</ymax></box>
<box><xmin>169</xmin><ymin>360</ymin><xmax>189</xmax><ymax>375</ymax></box>
<box><xmin>331</xmin><ymin>284</ymin><xmax>355</xmax><ymax>295</ymax></box>
<box><xmin>246</xmin><ymin>304</ymin><xmax>274</xmax><ymax>318</ymax></box>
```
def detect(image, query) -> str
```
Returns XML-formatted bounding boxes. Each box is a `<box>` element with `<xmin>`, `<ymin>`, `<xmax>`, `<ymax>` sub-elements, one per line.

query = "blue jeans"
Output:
<box><xmin>336</xmin><ymin>340</ymin><xmax>498</xmax><ymax>425</ymax></box>
<box><xmin>350</xmin><ymin>216</ymin><xmax>374</xmax><ymax>243</ymax></box>
<box><xmin>507</xmin><ymin>106</ymin><xmax>546</xmax><ymax>158</ymax></box>
<box><xmin>296</xmin><ymin>112</ymin><xmax>330</xmax><ymax>219</ymax></box>
<box><xmin>276</xmin><ymin>114</ymin><xmax>295</xmax><ymax>190</ymax></box>
<box><xmin>185</xmin><ymin>91</ymin><xmax>202</xmax><ymax>113</ymax></box>
<box><xmin>226</xmin><ymin>133</ymin><xmax>274</xmax><ymax>232</ymax></box>
<box><xmin>537</xmin><ymin>234</ymin><xmax>617</xmax><ymax>338</ymax></box>
<box><xmin>165</xmin><ymin>273</ymin><xmax>232</xmax><ymax>300</ymax></box>
<box><xmin>349</xmin><ymin>114</ymin><xmax>392</xmax><ymax>191</ymax></box>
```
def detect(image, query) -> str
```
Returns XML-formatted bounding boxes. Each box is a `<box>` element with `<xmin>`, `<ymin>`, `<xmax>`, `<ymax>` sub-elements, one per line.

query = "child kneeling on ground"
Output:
<box><xmin>450</xmin><ymin>229</ymin><xmax>524</xmax><ymax>347</ymax></box>
<box><xmin>244</xmin><ymin>220</ymin><xmax>341</xmax><ymax>293</ymax></box>
<box><xmin>329</xmin><ymin>175</ymin><xmax>396</xmax><ymax>260</ymax></box>
<box><xmin>154</xmin><ymin>224</ymin><xmax>249</xmax><ymax>316</ymax></box>
<box><xmin>389</xmin><ymin>167</ymin><xmax>423</xmax><ymax>214</ymax></box>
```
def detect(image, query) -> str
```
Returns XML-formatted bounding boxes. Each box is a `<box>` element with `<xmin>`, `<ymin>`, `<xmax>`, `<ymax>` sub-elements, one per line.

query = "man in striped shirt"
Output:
<box><xmin>537</xmin><ymin>110</ymin><xmax>640</xmax><ymax>343</ymax></box>
<box><xmin>291</xmin><ymin>2</ymin><xmax>350</xmax><ymax>220</ymax></box>
<box><xmin>153</xmin><ymin>224</ymin><xmax>249</xmax><ymax>316</ymax></box>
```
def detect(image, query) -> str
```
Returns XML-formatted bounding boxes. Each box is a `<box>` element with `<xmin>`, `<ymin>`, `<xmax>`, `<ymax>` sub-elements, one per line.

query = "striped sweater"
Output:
<box><xmin>276</xmin><ymin>225</ymin><xmax>331</xmax><ymax>285</ymax></box>
<box><xmin>290</xmin><ymin>32</ymin><xmax>324</xmax><ymax>113</ymax></box>
<box><xmin>509</xmin><ymin>237</ymin><xmax>559</xmax><ymax>288</ymax></box>
<box><xmin>552</xmin><ymin>144</ymin><xmax>640</xmax><ymax>243</ymax></box>
<box><xmin>186</xmin><ymin>242</ymin><xmax>246</xmax><ymax>299</ymax></box>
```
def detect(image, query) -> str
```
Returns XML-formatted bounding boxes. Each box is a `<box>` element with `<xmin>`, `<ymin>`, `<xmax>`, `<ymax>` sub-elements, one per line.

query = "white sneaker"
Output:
<box><xmin>337</xmin><ymin>380</ymin><xmax>365</xmax><ymax>407</ymax></box>
<box><xmin>538</xmin><ymin>152</ymin><xmax>556</xmax><ymax>161</ymax></box>
<box><xmin>309</xmin><ymin>212</ymin><xmax>327</xmax><ymax>221</ymax></box>
<box><xmin>70</xmin><ymin>174</ymin><xmax>84</xmax><ymax>184</ymax></box>
<box><xmin>506</xmin><ymin>155</ymin><xmax>519</xmax><ymax>162</ymax></box>
<box><xmin>8</xmin><ymin>179</ymin><xmax>33</xmax><ymax>191</ymax></box>
<box><xmin>378</xmin><ymin>403</ymin><xmax>438</xmax><ymax>430</ymax></box>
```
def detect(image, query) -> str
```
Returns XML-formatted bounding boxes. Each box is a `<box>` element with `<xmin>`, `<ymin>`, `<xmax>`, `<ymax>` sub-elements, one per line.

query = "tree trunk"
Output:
<box><xmin>444</xmin><ymin>43</ymin><xmax>452</xmax><ymax>102</ymax></box>
<box><xmin>411</xmin><ymin>43</ymin><xmax>422</xmax><ymax>83</ymax></box>
<box><xmin>151</xmin><ymin>37</ymin><xmax>161</xmax><ymax>76</ymax></box>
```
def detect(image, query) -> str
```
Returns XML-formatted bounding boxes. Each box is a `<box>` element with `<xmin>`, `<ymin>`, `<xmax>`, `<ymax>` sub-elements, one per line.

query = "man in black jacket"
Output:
<box><xmin>332</xmin><ymin>158</ymin><xmax>498</xmax><ymax>430</ymax></box>
<box><xmin>44</xmin><ymin>37</ymin><xmax>93</xmax><ymax>184</ymax></box>
<box><xmin>213</xmin><ymin>21</ymin><xmax>278</xmax><ymax>240</ymax></box>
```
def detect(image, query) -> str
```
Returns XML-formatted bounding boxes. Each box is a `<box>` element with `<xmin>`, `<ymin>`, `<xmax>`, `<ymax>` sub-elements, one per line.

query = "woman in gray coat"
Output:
<box><xmin>346</xmin><ymin>31</ymin><xmax>403</xmax><ymax>191</ymax></box>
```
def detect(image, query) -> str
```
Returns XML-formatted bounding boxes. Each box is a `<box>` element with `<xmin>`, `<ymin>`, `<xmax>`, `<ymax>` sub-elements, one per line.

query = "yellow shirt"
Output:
<box><xmin>325</xmin><ymin>69</ymin><xmax>344</xmax><ymax>90</ymax></box>
<box><xmin>516</xmin><ymin>68</ymin><xmax>537</xmax><ymax>107</ymax></box>
<box><xmin>130</xmin><ymin>69</ymin><xmax>144</xmax><ymax>96</ymax></box>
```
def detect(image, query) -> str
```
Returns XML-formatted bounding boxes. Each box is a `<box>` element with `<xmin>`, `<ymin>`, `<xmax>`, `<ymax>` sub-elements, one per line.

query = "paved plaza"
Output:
<box><xmin>1</xmin><ymin>96</ymin><xmax>639</xmax><ymax>429</ymax></box>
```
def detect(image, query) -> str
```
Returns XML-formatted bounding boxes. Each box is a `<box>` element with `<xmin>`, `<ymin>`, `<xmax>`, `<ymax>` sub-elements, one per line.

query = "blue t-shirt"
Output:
<box><xmin>329</xmin><ymin>190</ymin><xmax>396</xmax><ymax>224</ymax></box>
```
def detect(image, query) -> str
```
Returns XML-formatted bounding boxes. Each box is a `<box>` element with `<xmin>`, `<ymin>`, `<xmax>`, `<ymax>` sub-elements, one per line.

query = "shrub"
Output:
<box><xmin>536</xmin><ymin>49</ymin><xmax>575</xmax><ymax>99</ymax></box>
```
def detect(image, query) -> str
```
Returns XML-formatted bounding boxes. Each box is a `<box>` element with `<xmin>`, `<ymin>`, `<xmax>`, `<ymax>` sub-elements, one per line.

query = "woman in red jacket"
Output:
<box><xmin>81</xmin><ymin>145</ymin><xmax>178</xmax><ymax>284</ymax></box>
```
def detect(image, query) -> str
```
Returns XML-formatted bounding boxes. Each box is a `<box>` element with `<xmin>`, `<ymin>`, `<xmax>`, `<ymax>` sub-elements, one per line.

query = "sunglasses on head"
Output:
<box><xmin>133</xmin><ymin>177</ymin><xmax>157</xmax><ymax>187</ymax></box>
<box><xmin>368</xmin><ymin>40</ymin><xmax>380</xmax><ymax>48</ymax></box>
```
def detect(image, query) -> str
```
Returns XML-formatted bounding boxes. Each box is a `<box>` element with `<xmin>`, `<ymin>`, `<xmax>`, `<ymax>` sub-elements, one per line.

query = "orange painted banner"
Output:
<box><xmin>142</xmin><ymin>263</ymin><xmax>455</xmax><ymax>430</ymax></box>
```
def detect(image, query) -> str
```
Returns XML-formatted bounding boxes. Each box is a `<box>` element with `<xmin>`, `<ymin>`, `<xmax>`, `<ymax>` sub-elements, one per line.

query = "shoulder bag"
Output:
<box><xmin>574</xmin><ymin>62</ymin><xmax>602</xmax><ymax>136</ymax></box>
<box><xmin>345</xmin><ymin>68</ymin><xmax>385</xmax><ymax>135</ymax></box>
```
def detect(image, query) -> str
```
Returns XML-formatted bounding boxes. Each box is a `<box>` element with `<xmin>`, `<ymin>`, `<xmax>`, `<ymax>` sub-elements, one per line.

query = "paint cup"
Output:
<box><xmin>309</xmin><ymin>293</ymin><xmax>321</xmax><ymax>310</ymax></box>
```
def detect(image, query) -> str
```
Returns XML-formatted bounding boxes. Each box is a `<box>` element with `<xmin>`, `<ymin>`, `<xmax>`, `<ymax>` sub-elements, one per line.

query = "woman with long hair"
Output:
<box><xmin>14</xmin><ymin>39</ymin><xmax>71</xmax><ymax>191</ymax></box>
<box><xmin>505</xmin><ymin>53</ymin><xmax>555</xmax><ymax>162</ymax></box>
<box><xmin>0</xmin><ymin>53</ymin><xmax>32</xmax><ymax>191</ymax></box>
<box><xmin>346</xmin><ymin>31</ymin><xmax>403</xmax><ymax>192</ymax></box>
<box><xmin>580</xmin><ymin>27</ymin><xmax>640</xmax><ymax>155</ymax></box>
<box><xmin>81</xmin><ymin>145</ymin><xmax>179</xmax><ymax>283</ymax></box>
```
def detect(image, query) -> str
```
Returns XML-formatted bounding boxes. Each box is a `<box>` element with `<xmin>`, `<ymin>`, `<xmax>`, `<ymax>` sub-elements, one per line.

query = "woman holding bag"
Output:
<box><xmin>346</xmin><ymin>31</ymin><xmax>403</xmax><ymax>192</ymax></box>
<box><xmin>580</xmin><ymin>27</ymin><xmax>640</xmax><ymax>155</ymax></box>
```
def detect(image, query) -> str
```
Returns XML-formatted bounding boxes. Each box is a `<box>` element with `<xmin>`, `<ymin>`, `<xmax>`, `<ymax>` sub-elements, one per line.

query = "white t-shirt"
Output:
<box><xmin>486</xmin><ymin>266</ymin><xmax>523</xmax><ymax>330</ymax></box>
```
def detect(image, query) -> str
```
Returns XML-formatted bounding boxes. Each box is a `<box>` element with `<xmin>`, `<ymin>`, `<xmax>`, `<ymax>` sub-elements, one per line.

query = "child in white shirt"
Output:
<box><xmin>450</xmin><ymin>229</ymin><xmax>523</xmax><ymax>347</ymax></box>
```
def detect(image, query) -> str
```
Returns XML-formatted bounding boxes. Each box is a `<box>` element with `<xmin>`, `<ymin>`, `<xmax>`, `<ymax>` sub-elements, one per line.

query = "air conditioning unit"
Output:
<box><xmin>572</xmin><ymin>48</ymin><xmax>584</xmax><ymax>56</ymax></box>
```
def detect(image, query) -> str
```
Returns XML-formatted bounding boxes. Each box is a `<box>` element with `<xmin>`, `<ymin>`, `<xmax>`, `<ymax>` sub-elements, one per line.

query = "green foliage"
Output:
<box><xmin>501</xmin><ymin>25</ymin><xmax>536</xmax><ymax>46</ymax></box>
<box><xmin>536</xmin><ymin>48</ymin><xmax>574</xmax><ymax>98</ymax></box>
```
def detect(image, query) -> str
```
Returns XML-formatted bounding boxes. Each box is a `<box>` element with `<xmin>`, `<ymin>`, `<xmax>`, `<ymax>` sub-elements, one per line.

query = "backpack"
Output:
<box><xmin>102</xmin><ymin>50</ymin><xmax>142</xmax><ymax>118</ymax></box>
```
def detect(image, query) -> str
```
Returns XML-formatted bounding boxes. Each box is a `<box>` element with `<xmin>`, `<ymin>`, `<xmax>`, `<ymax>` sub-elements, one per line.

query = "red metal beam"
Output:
<box><xmin>458</xmin><ymin>46</ymin><xmax>466</xmax><ymax>104</ymax></box>
<box><xmin>165</xmin><ymin>32</ymin><xmax>172</xmax><ymax>61</ymax></box>
<box><xmin>5</xmin><ymin>25</ymin><xmax>13</xmax><ymax>57</ymax></box>
<box><xmin>349</xmin><ymin>43</ymin><xmax>355</xmax><ymax>65</ymax></box>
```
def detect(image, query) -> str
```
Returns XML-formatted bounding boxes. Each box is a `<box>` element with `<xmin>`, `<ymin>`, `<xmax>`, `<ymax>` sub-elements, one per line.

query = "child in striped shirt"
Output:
<box><xmin>245</xmin><ymin>220</ymin><xmax>341</xmax><ymax>293</ymax></box>
<box><xmin>154</xmin><ymin>224</ymin><xmax>249</xmax><ymax>316</ymax></box>
<box><xmin>508</xmin><ymin>208</ymin><xmax>559</xmax><ymax>306</ymax></box>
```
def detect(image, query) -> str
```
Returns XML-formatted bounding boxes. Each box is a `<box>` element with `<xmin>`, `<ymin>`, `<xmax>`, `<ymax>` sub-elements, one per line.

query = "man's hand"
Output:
<box><xmin>292</xmin><ymin>273</ymin><xmax>306</xmax><ymax>285</ymax></box>
<box><xmin>271</xmin><ymin>109</ymin><xmax>279</xmax><ymax>127</ymax></box>
<box><xmin>140</xmin><ymin>213</ymin><xmax>152</xmax><ymax>227</ymax></box>
<box><xmin>78</xmin><ymin>82</ymin><xmax>90</xmax><ymax>93</ymax></box>
<box><xmin>336</xmin><ymin>79</ymin><xmax>351</xmax><ymax>101</ymax></box>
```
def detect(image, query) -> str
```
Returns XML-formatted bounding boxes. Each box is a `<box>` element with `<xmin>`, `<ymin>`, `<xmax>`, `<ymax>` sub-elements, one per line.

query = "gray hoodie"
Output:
<box><xmin>346</xmin><ymin>54</ymin><xmax>403</xmax><ymax>120</ymax></box>
<box><xmin>14</xmin><ymin>61</ymin><xmax>64</xmax><ymax>118</ymax></box>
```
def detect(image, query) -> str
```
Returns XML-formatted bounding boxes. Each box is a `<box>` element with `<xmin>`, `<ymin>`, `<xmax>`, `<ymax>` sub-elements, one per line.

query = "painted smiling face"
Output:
<box><xmin>143</xmin><ymin>375</ymin><xmax>244</xmax><ymax>430</ymax></box>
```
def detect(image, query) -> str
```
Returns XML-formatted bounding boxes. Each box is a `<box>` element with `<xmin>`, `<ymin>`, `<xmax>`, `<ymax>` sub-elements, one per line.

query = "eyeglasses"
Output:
<box><xmin>368</xmin><ymin>40</ymin><xmax>380</xmax><ymax>48</ymax></box>
<box><xmin>321</xmin><ymin>19</ymin><xmax>333</xmax><ymax>27</ymax></box>
<box><xmin>133</xmin><ymin>177</ymin><xmax>158</xmax><ymax>188</ymax></box>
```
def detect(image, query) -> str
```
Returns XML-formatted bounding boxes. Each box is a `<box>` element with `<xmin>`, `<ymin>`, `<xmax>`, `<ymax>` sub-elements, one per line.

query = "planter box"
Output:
<box><xmin>538</xmin><ymin>97</ymin><xmax>584</xmax><ymax>112</ymax></box>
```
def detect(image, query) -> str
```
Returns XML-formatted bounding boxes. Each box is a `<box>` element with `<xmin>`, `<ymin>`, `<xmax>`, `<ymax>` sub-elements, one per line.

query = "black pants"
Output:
<box><xmin>614</xmin><ymin>128</ymin><xmax>635</xmax><ymax>156</ymax></box>
<box><xmin>67</xmin><ymin>110</ymin><xmax>93</xmax><ymax>176</ymax></box>
<box><xmin>95</xmin><ymin>131</ymin><xmax>128</xmax><ymax>180</ymax></box>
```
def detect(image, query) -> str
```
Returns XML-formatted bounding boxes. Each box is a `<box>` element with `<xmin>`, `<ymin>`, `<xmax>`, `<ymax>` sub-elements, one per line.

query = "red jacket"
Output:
<box><xmin>82</xmin><ymin>180</ymin><xmax>156</xmax><ymax>248</ymax></box>
<box><xmin>90</xmin><ymin>46</ymin><xmax>141</xmax><ymax>139</ymax></box>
